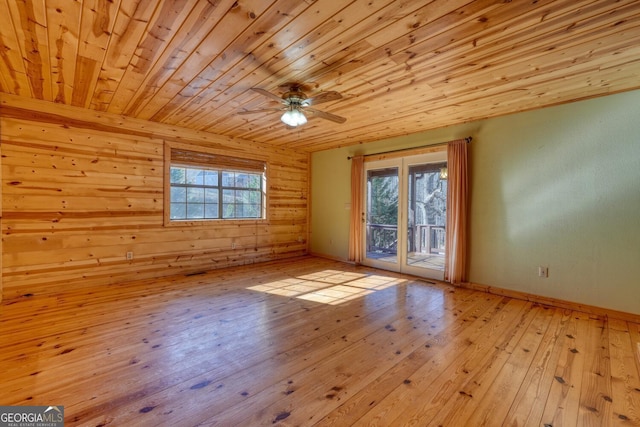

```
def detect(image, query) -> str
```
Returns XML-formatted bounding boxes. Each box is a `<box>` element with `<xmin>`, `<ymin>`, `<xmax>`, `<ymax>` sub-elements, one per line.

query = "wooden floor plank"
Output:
<box><xmin>80</xmin><ymin>281</ymin><xmax>448</xmax><ymax>426</ymax></box>
<box><xmin>608</xmin><ymin>321</ymin><xmax>640</xmax><ymax>424</ymax></box>
<box><xmin>578</xmin><ymin>316</ymin><xmax>614</xmax><ymax>425</ymax></box>
<box><xmin>209</xmin><ymin>287</ymin><xmax>494</xmax><ymax>427</ymax></box>
<box><xmin>503</xmin><ymin>308</ymin><xmax>571</xmax><ymax>426</ymax></box>
<box><xmin>0</xmin><ymin>256</ymin><xmax>638</xmax><ymax>426</ymax></box>
<box><xmin>352</xmin><ymin>297</ymin><xmax>531</xmax><ymax>425</ymax></box>
<box><xmin>314</xmin><ymin>292</ymin><xmax>503</xmax><ymax>427</ymax></box>
<box><xmin>426</xmin><ymin>304</ymin><xmax>557</xmax><ymax>426</ymax></box>
<box><xmin>540</xmin><ymin>311</ymin><xmax>593</xmax><ymax>426</ymax></box>
<box><xmin>205</xmin><ymin>285</ymin><xmax>453</xmax><ymax>426</ymax></box>
<box><xmin>17</xmin><ymin>275</ymin><xmax>412</xmax><ymax>415</ymax></box>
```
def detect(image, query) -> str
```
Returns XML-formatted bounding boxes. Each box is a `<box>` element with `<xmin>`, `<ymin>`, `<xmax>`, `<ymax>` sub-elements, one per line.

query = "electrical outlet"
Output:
<box><xmin>538</xmin><ymin>266</ymin><xmax>548</xmax><ymax>278</ymax></box>
<box><xmin>231</xmin><ymin>242</ymin><xmax>236</xmax><ymax>249</ymax></box>
<box><xmin>126</xmin><ymin>251</ymin><xmax>134</xmax><ymax>260</ymax></box>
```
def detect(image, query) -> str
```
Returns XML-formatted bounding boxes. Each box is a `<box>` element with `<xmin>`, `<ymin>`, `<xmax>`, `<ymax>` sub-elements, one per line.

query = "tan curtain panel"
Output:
<box><xmin>348</xmin><ymin>155</ymin><xmax>364</xmax><ymax>263</ymax></box>
<box><xmin>444</xmin><ymin>139</ymin><xmax>469</xmax><ymax>283</ymax></box>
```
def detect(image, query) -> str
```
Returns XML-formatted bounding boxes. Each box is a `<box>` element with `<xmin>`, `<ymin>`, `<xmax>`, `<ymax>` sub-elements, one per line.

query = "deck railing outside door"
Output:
<box><xmin>367</xmin><ymin>224</ymin><xmax>445</xmax><ymax>254</ymax></box>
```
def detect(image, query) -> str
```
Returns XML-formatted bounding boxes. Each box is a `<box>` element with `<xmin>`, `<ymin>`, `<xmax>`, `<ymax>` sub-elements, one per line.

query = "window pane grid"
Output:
<box><xmin>170</xmin><ymin>166</ymin><xmax>264</xmax><ymax>221</ymax></box>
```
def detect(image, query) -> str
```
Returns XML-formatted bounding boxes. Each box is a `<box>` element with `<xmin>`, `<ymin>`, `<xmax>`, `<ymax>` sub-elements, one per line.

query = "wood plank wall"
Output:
<box><xmin>0</xmin><ymin>94</ymin><xmax>309</xmax><ymax>301</ymax></box>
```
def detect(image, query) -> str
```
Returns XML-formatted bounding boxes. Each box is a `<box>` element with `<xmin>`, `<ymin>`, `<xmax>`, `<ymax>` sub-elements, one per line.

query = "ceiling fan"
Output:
<box><xmin>239</xmin><ymin>84</ymin><xmax>347</xmax><ymax>127</ymax></box>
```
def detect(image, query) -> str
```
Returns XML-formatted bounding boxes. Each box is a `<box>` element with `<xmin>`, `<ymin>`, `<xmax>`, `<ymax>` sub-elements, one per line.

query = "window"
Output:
<box><xmin>167</xmin><ymin>147</ymin><xmax>266</xmax><ymax>222</ymax></box>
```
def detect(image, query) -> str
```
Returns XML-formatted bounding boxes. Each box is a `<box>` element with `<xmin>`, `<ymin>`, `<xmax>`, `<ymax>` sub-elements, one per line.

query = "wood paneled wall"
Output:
<box><xmin>0</xmin><ymin>94</ymin><xmax>309</xmax><ymax>301</ymax></box>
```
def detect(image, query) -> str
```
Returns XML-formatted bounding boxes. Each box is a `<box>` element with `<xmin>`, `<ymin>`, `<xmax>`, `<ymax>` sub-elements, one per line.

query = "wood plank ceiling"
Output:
<box><xmin>1</xmin><ymin>0</ymin><xmax>639</xmax><ymax>152</ymax></box>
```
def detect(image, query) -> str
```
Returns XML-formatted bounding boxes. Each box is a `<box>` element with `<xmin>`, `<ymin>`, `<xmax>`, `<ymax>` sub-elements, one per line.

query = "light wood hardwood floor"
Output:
<box><xmin>1</xmin><ymin>256</ymin><xmax>639</xmax><ymax>426</ymax></box>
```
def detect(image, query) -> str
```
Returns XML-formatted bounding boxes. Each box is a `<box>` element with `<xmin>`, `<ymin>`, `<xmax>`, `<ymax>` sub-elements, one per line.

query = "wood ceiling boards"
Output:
<box><xmin>1</xmin><ymin>0</ymin><xmax>639</xmax><ymax>152</ymax></box>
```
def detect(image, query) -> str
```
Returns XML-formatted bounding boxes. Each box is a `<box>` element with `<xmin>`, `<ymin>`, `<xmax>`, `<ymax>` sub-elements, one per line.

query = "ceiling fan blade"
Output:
<box><xmin>251</xmin><ymin>87</ymin><xmax>284</xmax><ymax>103</ymax></box>
<box><xmin>303</xmin><ymin>91</ymin><xmax>342</xmax><ymax>106</ymax></box>
<box><xmin>305</xmin><ymin>107</ymin><xmax>347</xmax><ymax>124</ymax></box>
<box><xmin>237</xmin><ymin>108</ymin><xmax>283</xmax><ymax>115</ymax></box>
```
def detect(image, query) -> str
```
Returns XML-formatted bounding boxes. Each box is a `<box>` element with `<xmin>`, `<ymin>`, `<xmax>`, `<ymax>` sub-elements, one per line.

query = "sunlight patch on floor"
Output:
<box><xmin>247</xmin><ymin>270</ymin><xmax>408</xmax><ymax>305</ymax></box>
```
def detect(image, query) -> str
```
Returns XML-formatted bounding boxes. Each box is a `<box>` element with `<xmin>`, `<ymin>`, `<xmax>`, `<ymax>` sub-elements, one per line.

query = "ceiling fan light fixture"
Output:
<box><xmin>281</xmin><ymin>106</ymin><xmax>307</xmax><ymax>127</ymax></box>
<box><xmin>247</xmin><ymin>85</ymin><xmax>345</xmax><ymax>126</ymax></box>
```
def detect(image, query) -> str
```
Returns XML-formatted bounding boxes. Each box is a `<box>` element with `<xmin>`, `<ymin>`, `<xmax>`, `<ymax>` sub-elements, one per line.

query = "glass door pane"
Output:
<box><xmin>365</xmin><ymin>166</ymin><xmax>400</xmax><ymax>269</ymax></box>
<box><xmin>404</xmin><ymin>161</ymin><xmax>447</xmax><ymax>280</ymax></box>
<box><xmin>361</xmin><ymin>153</ymin><xmax>447</xmax><ymax>280</ymax></box>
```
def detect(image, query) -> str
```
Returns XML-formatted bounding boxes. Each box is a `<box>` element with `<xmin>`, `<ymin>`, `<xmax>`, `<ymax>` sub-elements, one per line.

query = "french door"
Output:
<box><xmin>362</xmin><ymin>152</ymin><xmax>447</xmax><ymax>280</ymax></box>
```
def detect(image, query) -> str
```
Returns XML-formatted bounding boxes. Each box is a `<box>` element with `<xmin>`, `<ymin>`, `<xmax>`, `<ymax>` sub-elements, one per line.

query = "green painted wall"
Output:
<box><xmin>311</xmin><ymin>90</ymin><xmax>640</xmax><ymax>314</ymax></box>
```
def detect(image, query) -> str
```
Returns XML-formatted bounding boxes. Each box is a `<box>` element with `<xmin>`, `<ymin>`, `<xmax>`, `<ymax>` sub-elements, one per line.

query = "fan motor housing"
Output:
<box><xmin>282</xmin><ymin>89</ymin><xmax>307</xmax><ymax>104</ymax></box>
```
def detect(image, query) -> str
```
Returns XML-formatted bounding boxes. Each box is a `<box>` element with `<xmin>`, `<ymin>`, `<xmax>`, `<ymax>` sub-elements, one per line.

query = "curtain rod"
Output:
<box><xmin>347</xmin><ymin>136</ymin><xmax>472</xmax><ymax>160</ymax></box>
